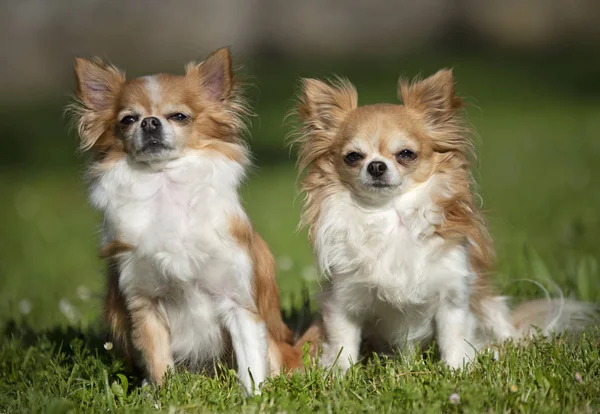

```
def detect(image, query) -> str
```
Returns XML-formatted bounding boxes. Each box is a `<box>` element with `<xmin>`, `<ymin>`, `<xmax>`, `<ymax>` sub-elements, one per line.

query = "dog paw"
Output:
<box><xmin>320</xmin><ymin>345</ymin><xmax>354</xmax><ymax>374</ymax></box>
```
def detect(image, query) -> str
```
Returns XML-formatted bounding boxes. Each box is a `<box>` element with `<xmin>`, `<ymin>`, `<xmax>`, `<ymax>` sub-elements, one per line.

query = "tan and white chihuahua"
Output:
<box><xmin>71</xmin><ymin>48</ymin><xmax>302</xmax><ymax>394</ymax></box>
<box><xmin>292</xmin><ymin>70</ymin><xmax>599</xmax><ymax>371</ymax></box>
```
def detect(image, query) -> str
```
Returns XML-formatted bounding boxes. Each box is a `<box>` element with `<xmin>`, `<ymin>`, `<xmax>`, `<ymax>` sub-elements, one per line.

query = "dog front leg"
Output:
<box><xmin>435</xmin><ymin>298</ymin><xmax>476</xmax><ymax>369</ymax></box>
<box><xmin>321</xmin><ymin>300</ymin><xmax>362</xmax><ymax>372</ymax></box>
<box><xmin>222</xmin><ymin>303</ymin><xmax>268</xmax><ymax>396</ymax></box>
<box><xmin>129</xmin><ymin>296</ymin><xmax>174</xmax><ymax>385</ymax></box>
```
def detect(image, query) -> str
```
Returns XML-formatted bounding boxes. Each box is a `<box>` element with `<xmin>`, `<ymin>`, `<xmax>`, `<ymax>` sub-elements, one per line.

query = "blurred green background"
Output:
<box><xmin>1</xmin><ymin>1</ymin><xmax>600</xmax><ymax>332</ymax></box>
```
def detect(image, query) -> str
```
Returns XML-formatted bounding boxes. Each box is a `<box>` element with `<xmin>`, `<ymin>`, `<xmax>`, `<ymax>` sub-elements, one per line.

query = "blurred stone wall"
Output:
<box><xmin>0</xmin><ymin>0</ymin><xmax>598</xmax><ymax>100</ymax></box>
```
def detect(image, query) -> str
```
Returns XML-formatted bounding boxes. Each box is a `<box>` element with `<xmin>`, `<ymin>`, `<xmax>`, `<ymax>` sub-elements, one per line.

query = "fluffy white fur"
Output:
<box><xmin>316</xmin><ymin>176</ymin><xmax>499</xmax><ymax>370</ymax></box>
<box><xmin>90</xmin><ymin>151</ymin><xmax>267</xmax><ymax>394</ymax></box>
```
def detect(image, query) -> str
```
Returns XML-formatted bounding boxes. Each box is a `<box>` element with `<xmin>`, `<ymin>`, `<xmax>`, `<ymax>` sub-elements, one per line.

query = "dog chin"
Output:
<box><xmin>351</xmin><ymin>181</ymin><xmax>401</xmax><ymax>204</ymax></box>
<box><xmin>132</xmin><ymin>146</ymin><xmax>179</xmax><ymax>164</ymax></box>
<box><xmin>364</xmin><ymin>180</ymin><xmax>399</xmax><ymax>192</ymax></box>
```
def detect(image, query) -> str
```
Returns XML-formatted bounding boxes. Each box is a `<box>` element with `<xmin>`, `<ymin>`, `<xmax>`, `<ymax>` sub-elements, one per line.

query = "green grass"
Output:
<box><xmin>1</xmin><ymin>51</ymin><xmax>600</xmax><ymax>412</ymax></box>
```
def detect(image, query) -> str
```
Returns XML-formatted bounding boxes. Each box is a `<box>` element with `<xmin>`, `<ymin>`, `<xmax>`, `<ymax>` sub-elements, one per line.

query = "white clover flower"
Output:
<box><xmin>104</xmin><ymin>342</ymin><xmax>114</xmax><ymax>351</ymax></box>
<box><xmin>448</xmin><ymin>393</ymin><xmax>460</xmax><ymax>405</ymax></box>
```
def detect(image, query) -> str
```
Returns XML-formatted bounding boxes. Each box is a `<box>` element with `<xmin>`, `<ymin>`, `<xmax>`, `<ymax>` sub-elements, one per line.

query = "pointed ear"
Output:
<box><xmin>298</xmin><ymin>77</ymin><xmax>357</xmax><ymax>132</ymax></box>
<box><xmin>398</xmin><ymin>69</ymin><xmax>462</xmax><ymax>126</ymax></box>
<box><xmin>74</xmin><ymin>57</ymin><xmax>124</xmax><ymax>111</ymax></box>
<box><xmin>399</xmin><ymin>69</ymin><xmax>470</xmax><ymax>153</ymax></box>
<box><xmin>293</xmin><ymin>77</ymin><xmax>357</xmax><ymax>169</ymax></box>
<box><xmin>70</xmin><ymin>58</ymin><xmax>124</xmax><ymax>151</ymax></box>
<box><xmin>186</xmin><ymin>47</ymin><xmax>233</xmax><ymax>102</ymax></box>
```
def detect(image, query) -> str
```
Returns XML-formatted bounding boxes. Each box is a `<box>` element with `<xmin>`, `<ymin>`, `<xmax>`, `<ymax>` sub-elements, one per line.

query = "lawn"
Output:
<box><xmin>1</xmin><ymin>51</ymin><xmax>599</xmax><ymax>412</ymax></box>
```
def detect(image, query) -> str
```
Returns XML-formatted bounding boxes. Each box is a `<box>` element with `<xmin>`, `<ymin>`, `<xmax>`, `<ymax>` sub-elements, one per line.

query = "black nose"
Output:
<box><xmin>141</xmin><ymin>117</ymin><xmax>161</xmax><ymax>133</ymax></box>
<box><xmin>367</xmin><ymin>161</ymin><xmax>387</xmax><ymax>178</ymax></box>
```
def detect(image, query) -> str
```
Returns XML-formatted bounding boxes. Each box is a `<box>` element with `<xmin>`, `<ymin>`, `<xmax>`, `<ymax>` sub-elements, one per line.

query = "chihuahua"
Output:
<box><xmin>292</xmin><ymin>69</ymin><xmax>598</xmax><ymax>371</ymax></box>
<box><xmin>70</xmin><ymin>48</ymin><xmax>302</xmax><ymax>394</ymax></box>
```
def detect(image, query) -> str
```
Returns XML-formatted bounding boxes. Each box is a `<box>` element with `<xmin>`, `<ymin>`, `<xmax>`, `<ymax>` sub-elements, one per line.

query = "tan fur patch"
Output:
<box><xmin>99</xmin><ymin>239</ymin><xmax>134</xmax><ymax>258</ymax></box>
<box><xmin>104</xmin><ymin>259</ymin><xmax>133</xmax><ymax>367</ymax></box>
<box><xmin>294</xmin><ymin>322</ymin><xmax>324</xmax><ymax>360</ymax></box>
<box><xmin>188</xmin><ymin>139</ymin><xmax>248</xmax><ymax>165</ymax></box>
<box><xmin>229</xmin><ymin>216</ymin><xmax>294</xmax><ymax>345</ymax></box>
<box><xmin>128</xmin><ymin>296</ymin><xmax>173</xmax><ymax>385</ymax></box>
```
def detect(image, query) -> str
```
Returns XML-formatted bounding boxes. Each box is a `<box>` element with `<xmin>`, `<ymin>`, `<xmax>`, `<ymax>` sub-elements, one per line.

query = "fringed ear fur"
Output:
<box><xmin>399</xmin><ymin>69</ymin><xmax>470</xmax><ymax>154</ymax></box>
<box><xmin>184</xmin><ymin>47</ymin><xmax>250</xmax><ymax>139</ymax></box>
<box><xmin>185</xmin><ymin>47</ymin><xmax>234</xmax><ymax>102</ymax></box>
<box><xmin>70</xmin><ymin>58</ymin><xmax>125</xmax><ymax>151</ymax></box>
<box><xmin>293</xmin><ymin>77</ymin><xmax>358</xmax><ymax>171</ymax></box>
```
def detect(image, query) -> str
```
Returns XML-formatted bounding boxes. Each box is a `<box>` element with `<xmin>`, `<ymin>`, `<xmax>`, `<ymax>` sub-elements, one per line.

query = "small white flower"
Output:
<box><xmin>448</xmin><ymin>393</ymin><xmax>460</xmax><ymax>405</ymax></box>
<box><xmin>301</xmin><ymin>265</ymin><xmax>318</xmax><ymax>282</ymax></box>
<box><xmin>59</xmin><ymin>298</ymin><xmax>80</xmax><ymax>323</ymax></box>
<box><xmin>18</xmin><ymin>299</ymin><xmax>32</xmax><ymax>315</ymax></box>
<box><xmin>493</xmin><ymin>350</ymin><xmax>500</xmax><ymax>361</ymax></box>
<box><xmin>104</xmin><ymin>342</ymin><xmax>114</xmax><ymax>351</ymax></box>
<box><xmin>574</xmin><ymin>372</ymin><xmax>583</xmax><ymax>384</ymax></box>
<box><xmin>76</xmin><ymin>285</ymin><xmax>91</xmax><ymax>302</ymax></box>
<box><xmin>277</xmin><ymin>256</ymin><xmax>294</xmax><ymax>271</ymax></box>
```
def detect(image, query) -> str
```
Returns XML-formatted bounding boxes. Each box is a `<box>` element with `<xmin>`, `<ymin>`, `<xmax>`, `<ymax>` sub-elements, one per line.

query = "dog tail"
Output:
<box><xmin>479</xmin><ymin>280</ymin><xmax>599</xmax><ymax>342</ymax></box>
<box><xmin>511</xmin><ymin>279</ymin><xmax>599</xmax><ymax>338</ymax></box>
<box><xmin>511</xmin><ymin>298</ymin><xmax>599</xmax><ymax>338</ymax></box>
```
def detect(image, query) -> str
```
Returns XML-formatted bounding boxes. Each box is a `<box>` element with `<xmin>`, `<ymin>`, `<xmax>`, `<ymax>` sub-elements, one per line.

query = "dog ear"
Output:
<box><xmin>399</xmin><ymin>69</ymin><xmax>469</xmax><ymax>152</ymax></box>
<box><xmin>294</xmin><ymin>77</ymin><xmax>357</xmax><ymax>169</ymax></box>
<box><xmin>186</xmin><ymin>47</ymin><xmax>234</xmax><ymax>102</ymax></box>
<box><xmin>184</xmin><ymin>47</ymin><xmax>249</xmax><ymax>139</ymax></box>
<box><xmin>71</xmin><ymin>58</ymin><xmax>125</xmax><ymax>151</ymax></box>
<box><xmin>75</xmin><ymin>58</ymin><xmax>125</xmax><ymax>112</ymax></box>
<box><xmin>398</xmin><ymin>69</ymin><xmax>462</xmax><ymax>127</ymax></box>
<box><xmin>298</xmin><ymin>77</ymin><xmax>357</xmax><ymax>133</ymax></box>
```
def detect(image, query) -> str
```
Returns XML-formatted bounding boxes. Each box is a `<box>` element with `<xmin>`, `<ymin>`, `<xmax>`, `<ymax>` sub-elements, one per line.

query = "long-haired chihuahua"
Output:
<box><xmin>292</xmin><ymin>69</ymin><xmax>598</xmax><ymax>371</ymax></box>
<box><xmin>70</xmin><ymin>48</ymin><xmax>302</xmax><ymax>394</ymax></box>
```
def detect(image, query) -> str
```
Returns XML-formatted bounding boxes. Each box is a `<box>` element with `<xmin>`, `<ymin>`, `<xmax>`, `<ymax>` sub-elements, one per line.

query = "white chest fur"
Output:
<box><xmin>90</xmin><ymin>152</ymin><xmax>255</xmax><ymax>368</ymax></box>
<box><xmin>316</xmin><ymin>181</ymin><xmax>473</xmax><ymax>345</ymax></box>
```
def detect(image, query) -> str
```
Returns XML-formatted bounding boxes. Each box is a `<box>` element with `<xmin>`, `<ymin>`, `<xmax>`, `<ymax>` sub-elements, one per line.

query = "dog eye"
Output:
<box><xmin>168</xmin><ymin>113</ymin><xmax>188</xmax><ymax>122</ymax></box>
<box><xmin>344</xmin><ymin>152</ymin><xmax>364</xmax><ymax>165</ymax></box>
<box><xmin>119</xmin><ymin>115</ymin><xmax>138</xmax><ymax>125</ymax></box>
<box><xmin>396</xmin><ymin>149</ymin><xmax>417</xmax><ymax>162</ymax></box>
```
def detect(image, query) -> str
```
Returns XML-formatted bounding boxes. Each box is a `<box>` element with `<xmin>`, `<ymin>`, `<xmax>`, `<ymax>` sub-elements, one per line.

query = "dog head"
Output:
<box><xmin>71</xmin><ymin>47</ymin><xmax>248</xmax><ymax>167</ymax></box>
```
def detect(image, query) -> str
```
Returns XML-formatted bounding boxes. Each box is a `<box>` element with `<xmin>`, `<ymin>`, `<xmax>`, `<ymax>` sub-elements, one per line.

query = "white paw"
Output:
<box><xmin>243</xmin><ymin>385</ymin><xmax>261</xmax><ymax>397</ymax></box>
<box><xmin>443</xmin><ymin>347</ymin><xmax>475</xmax><ymax>370</ymax></box>
<box><xmin>320</xmin><ymin>344</ymin><xmax>354</xmax><ymax>373</ymax></box>
<box><xmin>444</xmin><ymin>355</ymin><xmax>467</xmax><ymax>370</ymax></box>
<box><xmin>239</xmin><ymin>374</ymin><xmax>262</xmax><ymax>397</ymax></box>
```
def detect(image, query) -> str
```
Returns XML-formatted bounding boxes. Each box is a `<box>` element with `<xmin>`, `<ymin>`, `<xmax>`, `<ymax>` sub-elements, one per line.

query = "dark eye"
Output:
<box><xmin>344</xmin><ymin>152</ymin><xmax>364</xmax><ymax>165</ymax></box>
<box><xmin>168</xmin><ymin>113</ymin><xmax>188</xmax><ymax>122</ymax></box>
<box><xmin>119</xmin><ymin>115</ymin><xmax>138</xmax><ymax>125</ymax></box>
<box><xmin>396</xmin><ymin>149</ymin><xmax>417</xmax><ymax>163</ymax></box>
